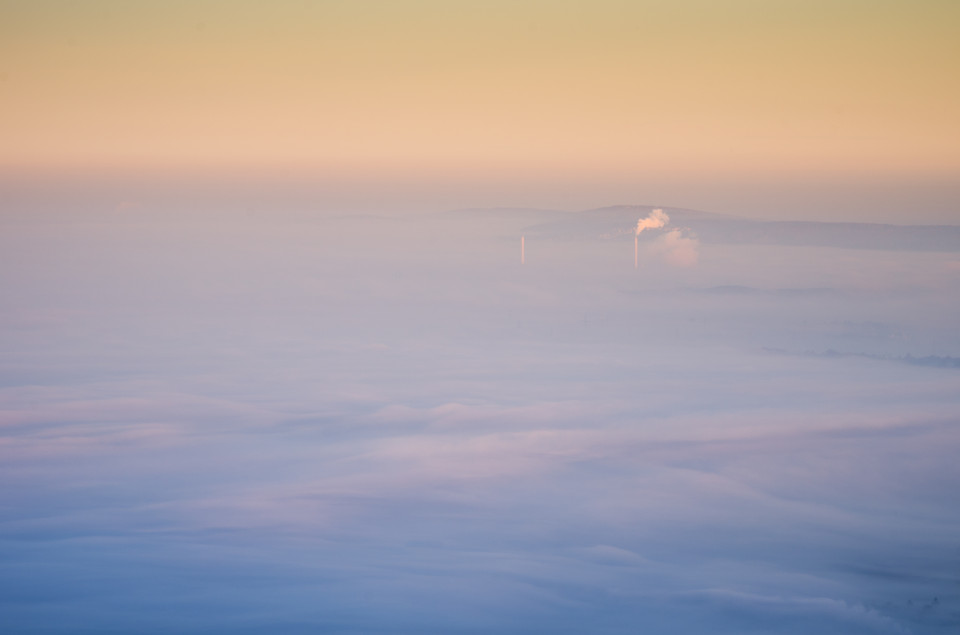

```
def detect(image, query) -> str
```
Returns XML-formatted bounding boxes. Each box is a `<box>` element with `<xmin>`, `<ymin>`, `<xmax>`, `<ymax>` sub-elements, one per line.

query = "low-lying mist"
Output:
<box><xmin>2</xmin><ymin>205</ymin><xmax>959</xmax><ymax>633</ymax></box>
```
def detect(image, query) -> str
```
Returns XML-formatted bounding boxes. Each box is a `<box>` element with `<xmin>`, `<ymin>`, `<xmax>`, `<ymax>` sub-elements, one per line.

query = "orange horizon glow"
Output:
<box><xmin>1</xmin><ymin>0</ymin><xmax>958</xmax><ymax>181</ymax></box>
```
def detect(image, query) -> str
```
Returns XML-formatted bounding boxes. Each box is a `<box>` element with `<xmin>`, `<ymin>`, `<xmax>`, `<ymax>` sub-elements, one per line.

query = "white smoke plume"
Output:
<box><xmin>654</xmin><ymin>228</ymin><xmax>700</xmax><ymax>267</ymax></box>
<box><xmin>636</xmin><ymin>208</ymin><xmax>669</xmax><ymax>236</ymax></box>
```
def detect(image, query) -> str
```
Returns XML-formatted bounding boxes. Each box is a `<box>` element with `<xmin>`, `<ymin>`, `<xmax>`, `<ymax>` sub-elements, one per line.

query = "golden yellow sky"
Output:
<box><xmin>2</xmin><ymin>0</ymin><xmax>958</xmax><ymax>180</ymax></box>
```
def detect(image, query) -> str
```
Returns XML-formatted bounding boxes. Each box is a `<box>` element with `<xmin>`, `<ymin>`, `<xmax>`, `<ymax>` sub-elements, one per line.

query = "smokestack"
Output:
<box><xmin>521</xmin><ymin>235</ymin><xmax>525</xmax><ymax>265</ymax></box>
<box><xmin>634</xmin><ymin>208</ymin><xmax>669</xmax><ymax>268</ymax></box>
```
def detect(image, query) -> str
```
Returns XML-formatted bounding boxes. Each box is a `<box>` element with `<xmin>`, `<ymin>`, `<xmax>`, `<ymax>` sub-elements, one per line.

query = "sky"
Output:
<box><xmin>2</xmin><ymin>2</ymin><xmax>960</xmax><ymax>634</ymax></box>
<box><xmin>1</xmin><ymin>0</ymin><xmax>959</xmax><ymax>220</ymax></box>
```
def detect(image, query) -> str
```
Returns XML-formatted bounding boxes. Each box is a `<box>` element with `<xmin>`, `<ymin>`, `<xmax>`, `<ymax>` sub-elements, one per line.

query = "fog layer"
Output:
<box><xmin>1</xmin><ymin>208</ymin><xmax>959</xmax><ymax>633</ymax></box>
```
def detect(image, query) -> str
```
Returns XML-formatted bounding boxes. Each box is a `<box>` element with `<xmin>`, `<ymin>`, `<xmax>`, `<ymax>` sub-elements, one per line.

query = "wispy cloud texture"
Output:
<box><xmin>1</xmin><ymin>208</ymin><xmax>959</xmax><ymax>633</ymax></box>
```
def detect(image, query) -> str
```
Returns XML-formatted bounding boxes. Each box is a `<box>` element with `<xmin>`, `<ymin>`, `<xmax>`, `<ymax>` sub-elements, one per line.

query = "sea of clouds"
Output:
<box><xmin>1</xmin><ymin>208</ymin><xmax>958</xmax><ymax>633</ymax></box>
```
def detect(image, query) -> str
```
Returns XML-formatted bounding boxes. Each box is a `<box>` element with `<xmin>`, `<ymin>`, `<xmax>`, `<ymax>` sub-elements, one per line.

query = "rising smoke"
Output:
<box><xmin>636</xmin><ymin>208</ymin><xmax>669</xmax><ymax>236</ymax></box>
<box><xmin>635</xmin><ymin>208</ymin><xmax>671</xmax><ymax>269</ymax></box>
<box><xmin>655</xmin><ymin>228</ymin><xmax>700</xmax><ymax>267</ymax></box>
<box><xmin>633</xmin><ymin>209</ymin><xmax>699</xmax><ymax>267</ymax></box>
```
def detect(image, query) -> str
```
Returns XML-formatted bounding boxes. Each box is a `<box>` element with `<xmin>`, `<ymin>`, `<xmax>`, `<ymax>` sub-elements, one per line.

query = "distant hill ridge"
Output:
<box><xmin>514</xmin><ymin>204</ymin><xmax>960</xmax><ymax>252</ymax></box>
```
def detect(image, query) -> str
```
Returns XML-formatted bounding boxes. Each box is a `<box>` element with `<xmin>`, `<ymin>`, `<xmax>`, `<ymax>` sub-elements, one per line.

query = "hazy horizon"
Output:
<box><xmin>2</xmin><ymin>1</ymin><xmax>958</xmax><ymax>633</ymax></box>
<box><xmin>3</xmin><ymin>171</ymin><xmax>960</xmax><ymax>226</ymax></box>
